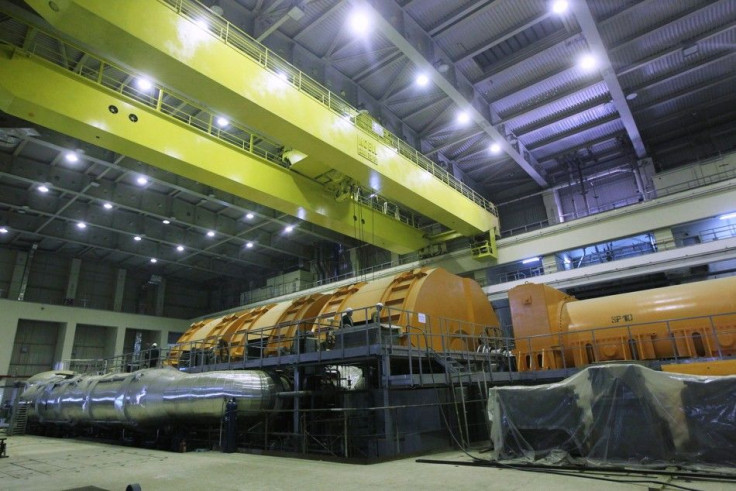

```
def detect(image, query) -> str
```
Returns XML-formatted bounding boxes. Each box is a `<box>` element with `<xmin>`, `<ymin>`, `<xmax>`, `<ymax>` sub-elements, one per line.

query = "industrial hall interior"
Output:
<box><xmin>1</xmin><ymin>0</ymin><xmax>736</xmax><ymax>489</ymax></box>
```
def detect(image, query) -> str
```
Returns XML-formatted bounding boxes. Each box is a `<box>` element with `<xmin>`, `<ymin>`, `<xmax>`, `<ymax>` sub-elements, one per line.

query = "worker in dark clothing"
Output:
<box><xmin>341</xmin><ymin>307</ymin><xmax>354</xmax><ymax>328</ymax></box>
<box><xmin>149</xmin><ymin>343</ymin><xmax>160</xmax><ymax>368</ymax></box>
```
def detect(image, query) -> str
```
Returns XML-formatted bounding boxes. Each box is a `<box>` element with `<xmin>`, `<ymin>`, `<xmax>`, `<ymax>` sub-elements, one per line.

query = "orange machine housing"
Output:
<box><xmin>170</xmin><ymin>267</ymin><xmax>498</xmax><ymax>365</ymax></box>
<box><xmin>510</xmin><ymin>276</ymin><xmax>736</xmax><ymax>371</ymax></box>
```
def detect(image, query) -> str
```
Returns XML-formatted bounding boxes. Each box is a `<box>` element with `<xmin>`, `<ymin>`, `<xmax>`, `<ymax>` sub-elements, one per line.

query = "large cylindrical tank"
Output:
<box><xmin>564</xmin><ymin>276</ymin><xmax>736</xmax><ymax>365</ymax></box>
<box><xmin>20</xmin><ymin>368</ymin><xmax>285</xmax><ymax>426</ymax></box>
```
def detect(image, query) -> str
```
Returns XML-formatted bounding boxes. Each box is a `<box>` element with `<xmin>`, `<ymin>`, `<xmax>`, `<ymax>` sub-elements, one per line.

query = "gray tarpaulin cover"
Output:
<box><xmin>487</xmin><ymin>364</ymin><xmax>736</xmax><ymax>467</ymax></box>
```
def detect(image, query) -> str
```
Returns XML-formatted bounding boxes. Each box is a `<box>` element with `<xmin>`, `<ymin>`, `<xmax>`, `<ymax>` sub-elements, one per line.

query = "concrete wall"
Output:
<box><xmin>0</xmin><ymin>298</ymin><xmax>188</xmax><ymax>401</ymax></box>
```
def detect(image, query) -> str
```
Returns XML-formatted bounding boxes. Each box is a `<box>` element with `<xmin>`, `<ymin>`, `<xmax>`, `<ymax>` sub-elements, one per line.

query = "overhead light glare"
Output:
<box><xmin>38</xmin><ymin>185</ymin><xmax>50</xmax><ymax>193</ymax></box>
<box><xmin>719</xmin><ymin>212</ymin><xmax>736</xmax><ymax>220</ymax></box>
<box><xmin>245</xmin><ymin>241</ymin><xmax>254</xmax><ymax>249</ymax></box>
<box><xmin>522</xmin><ymin>257</ymin><xmax>540</xmax><ymax>264</ymax></box>
<box><xmin>162</xmin><ymin>219</ymin><xmax>171</xmax><ymax>225</ymax></box>
<box><xmin>150</xmin><ymin>258</ymin><xmax>158</xmax><ymax>263</ymax></box>
<box><xmin>579</xmin><ymin>53</ymin><xmax>597</xmax><ymax>71</ymax></box>
<box><xmin>134</xmin><ymin>235</ymin><xmax>142</xmax><ymax>241</ymax></box>
<box><xmin>103</xmin><ymin>202</ymin><xmax>113</xmax><ymax>210</ymax></box>
<box><xmin>136</xmin><ymin>176</ymin><xmax>149</xmax><ymax>186</ymax></box>
<box><xmin>245</xmin><ymin>212</ymin><xmax>254</xmax><ymax>220</ymax></box>
<box><xmin>0</xmin><ymin>227</ymin><xmax>8</xmax><ymax>234</ymax></box>
<box><xmin>626</xmin><ymin>92</ymin><xmax>638</xmax><ymax>101</ymax></box>
<box><xmin>216</xmin><ymin>116</ymin><xmax>229</xmax><ymax>127</ymax></box>
<box><xmin>456</xmin><ymin>111</ymin><xmax>470</xmax><ymax>124</ymax></box>
<box><xmin>489</xmin><ymin>143</ymin><xmax>502</xmax><ymax>154</ymax></box>
<box><xmin>206</xmin><ymin>230</ymin><xmax>215</xmax><ymax>237</ymax></box>
<box><xmin>65</xmin><ymin>152</ymin><xmax>79</xmax><ymax>163</ymax></box>
<box><xmin>551</xmin><ymin>0</ymin><xmax>568</xmax><ymax>14</ymax></box>
<box><xmin>416</xmin><ymin>73</ymin><xmax>429</xmax><ymax>87</ymax></box>
<box><xmin>195</xmin><ymin>18</ymin><xmax>209</xmax><ymax>30</ymax></box>
<box><xmin>563</xmin><ymin>256</ymin><xmax>572</xmax><ymax>265</ymax></box>
<box><xmin>76</xmin><ymin>222</ymin><xmax>87</xmax><ymax>230</ymax></box>
<box><xmin>284</xmin><ymin>225</ymin><xmax>294</xmax><ymax>233</ymax></box>
<box><xmin>348</xmin><ymin>8</ymin><xmax>372</xmax><ymax>36</ymax></box>
<box><xmin>135</xmin><ymin>77</ymin><xmax>153</xmax><ymax>91</ymax></box>
<box><xmin>176</xmin><ymin>245</ymin><xmax>184</xmax><ymax>252</ymax></box>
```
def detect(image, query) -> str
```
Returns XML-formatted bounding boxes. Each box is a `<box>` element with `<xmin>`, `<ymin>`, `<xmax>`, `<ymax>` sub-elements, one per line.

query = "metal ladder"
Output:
<box><xmin>8</xmin><ymin>404</ymin><xmax>28</xmax><ymax>436</ymax></box>
<box><xmin>429</xmin><ymin>350</ymin><xmax>471</xmax><ymax>448</ymax></box>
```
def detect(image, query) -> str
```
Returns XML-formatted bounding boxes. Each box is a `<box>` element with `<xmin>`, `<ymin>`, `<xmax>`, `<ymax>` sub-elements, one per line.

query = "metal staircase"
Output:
<box><xmin>8</xmin><ymin>403</ymin><xmax>28</xmax><ymax>436</ymax></box>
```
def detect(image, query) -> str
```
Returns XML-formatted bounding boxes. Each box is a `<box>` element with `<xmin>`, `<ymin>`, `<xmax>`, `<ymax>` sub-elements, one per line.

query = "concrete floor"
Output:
<box><xmin>0</xmin><ymin>435</ymin><xmax>733</xmax><ymax>491</ymax></box>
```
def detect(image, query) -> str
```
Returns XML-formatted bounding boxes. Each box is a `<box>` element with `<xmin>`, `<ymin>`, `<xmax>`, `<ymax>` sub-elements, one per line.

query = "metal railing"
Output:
<box><xmin>156</xmin><ymin>0</ymin><xmax>497</xmax><ymax>216</ymax></box>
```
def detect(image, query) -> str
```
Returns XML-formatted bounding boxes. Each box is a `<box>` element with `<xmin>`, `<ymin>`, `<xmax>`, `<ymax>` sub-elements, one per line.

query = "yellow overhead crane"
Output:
<box><xmin>22</xmin><ymin>0</ymin><xmax>500</xmax><ymax>257</ymax></box>
<box><xmin>0</xmin><ymin>32</ymin><xmax>426</xmax><ymax>253</ymax></box>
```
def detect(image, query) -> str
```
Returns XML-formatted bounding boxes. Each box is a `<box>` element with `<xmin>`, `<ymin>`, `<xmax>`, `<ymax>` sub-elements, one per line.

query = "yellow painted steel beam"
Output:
<box><xmin>0</xmin><ymin>50</ymin><xmax>428</xmax><ymax>254</ymax></box>
<box><xmin>25</xmin><ymin>0</ymin><xmax>499</xmax><ymax>237</ymax></box>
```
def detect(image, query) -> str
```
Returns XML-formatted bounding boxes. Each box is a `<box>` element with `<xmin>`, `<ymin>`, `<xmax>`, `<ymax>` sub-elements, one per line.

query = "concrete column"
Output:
<box><xmin>391</xmin><ymin>252</ymin><xmax>400</xmax><ymax>266</ymax></box>
<box><xmin>653</xmin><ymin>227</ymin><xmax>676</xmax><ymax>251</ymax></box>
<box><xmin>113</xmin><ymin>268</ymin><xmax>126</xmax><ymax>312</ymax></box>
<box><xmin>154</xmin><ymin>278</ymin><xmax>166</xmax><ymax>316</ymax></box>
<box><xmin>542</xmin><ymin>254</ymin><xmax>559</xmax><ymax>275</ymax></box>
<box><xmin>64</xmin><ymin>258</ymin><xmax>82</xmax><ymax>304</ymax></box>
<box><xmin>157</xmin><ymin>329</ymin><xmax>170</xmax><ymax>348</ymax></box>
<box><xmin>8</xmin><ymin>251</ymin><xmax>29</xmax><ymax>300</ymax></box>
<box><xmin>542</xmin><ymin>189</ymin><xmax>563</xmax><ymax>225</ymax></box>
<box><xmin>471</xmin><ymin>269</ymin><xmax>487</xmax><ymax>286</ymax></box>
<box><xmin>349</xmin><ymin>248</ymin><xmax>360</xmax><ymax>274</ymax></box>
<box><xmin>0</xmin><ymin>315</ymin><xmax>20</xmax><ymax>379</ymax></box>
<box><xmin>113</xmin><ymin>326</ymin><xmax>127</xmax><ymax>357</ymax></box>
<box><xmin>54</xmin><ymin>321</ymin><xmax>77</xmax><ymax>370</ymax></box>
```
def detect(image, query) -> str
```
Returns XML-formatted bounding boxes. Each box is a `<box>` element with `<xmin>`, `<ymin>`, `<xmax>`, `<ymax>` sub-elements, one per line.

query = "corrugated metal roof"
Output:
<box><xmin>404</xmin><ymin>0</ymin><xmax>481</xmax><ymax>33</ymax></box>
<box><xmin>535</xmin><ymin>119</ymin><xmax>626</xmax><ymax>160</ymax></box>
<box><xmin>522</xmin><ymin>103</ymin><xmax>618</xmax><ymax>147</ymax></box>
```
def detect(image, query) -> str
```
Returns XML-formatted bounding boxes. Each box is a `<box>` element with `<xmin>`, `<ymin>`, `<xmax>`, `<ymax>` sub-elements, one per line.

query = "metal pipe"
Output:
<box><xmin>20</xmin><ymin>368</ymin><xmax>286</xmax><ymax>427</ymax></box>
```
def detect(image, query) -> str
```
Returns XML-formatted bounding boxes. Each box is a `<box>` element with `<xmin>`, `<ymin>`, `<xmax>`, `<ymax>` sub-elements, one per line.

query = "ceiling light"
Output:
<box><xmin>0</xmin><ymin>227</ymin><xmax>8</xmax><ymax>234</ymax></box>
<box><xmin>245</xmin><ymin>241</ymin><xmax>254</xmax><ymax>249</ymax></box>
<box><xmin>206</xmin><ymin>230</ymin><xmax>215</xmax><ymax>237</ymax></box>
<box><xmin>489</xmin><ymin>143</ymin><xmax>502</xmax><ymax>154</ymax></box>
<box><xmin>719</xmin><ymin>212</ymin><xmax>736</xmax><ymax>220</ymax></box>
<box><xmin>65</xmin><ymin>152</ymin><xmax>79</xmax><ymax>163</ymax></box>
<box><xmin>682</xmin><ymin>44</ymin><xmax>699</xmax><ymax>57</ymax></box>
<box><xmin>416</xmin><ymin>73</ymin><xmax>429</xmax><ymax>87</ymax></box>
<box><xmin>348</xmin><ymin>8</ymin><xmax>372</xmax><ymax>36</ymax></box>
<box><xmin>245</xmin><ymin>212</ymin><xmax>254</xmax><ymax>220</ymax></box>
<box><xmin>134</xmin><ymin>235</ymin><xmax>142</xmax><ymax>241</ymax></box>
<box><xmin>456</xmin><ymin>111</ymin><xmax>470</xmax><ymax>124</ymax></box>
<box><xmin>176</xmin><ymin>245</ymin><xmax>184</xmax><ymax>252</ymax></box>
<box><xmin>284</xmin><ymin>225</ymin><xmax>294</xmax><ymax>233</ymax></box>
<box><xmin>76</xmin><ymin>222</ymin><xmax>87</xmax><ymax>230</ymax></box>
<box><xmin>135</xmin><ymin>77</ymin><xmax>153</xmax><ymax>91</ymax></box>
<box><xmin>216</xmin><ymin>116</ymin><xmax>229</xmax><ymax>127</ymax></box>
<box><xmin>626</xmin><ymin>92</ymin><xmax>638</xmax><ymax>101</ymax></box>
<box><xmin>551</xmin><ymin>0</ymin><xmax>568</xmax><ymax>14</ymax></box>
<box><xmin>162</xmin><ymin>219</ymin><xmax>171</xmax><ymax>225</ymax></box>
<box><xmin>150</xmin><ymin>258</ymin><xmax>158</xmax><ymax>263</ymax></box>
<box><xmin>579</xmin><ymin>54</ymin><xmax>597</xmax><ymax>71</ymax></box>
<box><xmin>136</xmin><ymin>176</ymin><xmax>148</xmax><ymax>186</ymax></box>
<box><xmin>563</xmin><ymin>256</ymin><xmax>572</xmax><ymax>265</ymax></box>
<box><xmin>522</xmin><ymin>257</ymin><xmax>540</xmax><ymax>264</ymax></box>
<box><xmin>103</xmin><ymin>202</ymin><xmax>113</xmax><ymax>210</ymax></box>
<box><xmin>38</xmin><ymin>185</ymin><xmax>50</xmax><ymax>193</ymax></box>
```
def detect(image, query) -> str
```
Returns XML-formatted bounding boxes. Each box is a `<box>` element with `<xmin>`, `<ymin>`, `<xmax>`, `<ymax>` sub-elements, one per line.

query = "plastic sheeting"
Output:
<box><xmin>487</xmin><ymin>364</ymin><xmax>736</xmax><ymax>467</ymax></box>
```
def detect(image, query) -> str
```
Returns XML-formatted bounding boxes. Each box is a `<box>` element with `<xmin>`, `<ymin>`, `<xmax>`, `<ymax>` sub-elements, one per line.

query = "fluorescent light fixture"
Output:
<box><xmin>38</xmin><ymin>185</ymin><xmax>50</xmax><ymax>193</ymax></box>
<box><xmin>348</xmin><ymin>8</ymin><xmax>371</xmax><ymax>36</ymax></box>
<box><xmin>103</xmin><ymin>202</ymin><xmax>113</xmax><ymax>210</ymax></box>
<box><xmin>134</xmin><ymin>236</ymin><xmax>142</xmax><ymax>241</ymax></box>
<box><xmin>456</xmin><ymin>111</ymin><xmax>470</xmax><ymax>124</ymax></box>
<box><xmin>284</xmin><ymin>225</ymin><xmax>294</xmax><ymax>233</ymax></box>
<box><xmin>216</xmin><ymin>116</ymin><xmax>229</xmax><ymax>127</ymax></box>
<box><xmin>206</xmin><ymin>230</ymin><xmax>215</xmax><ymax>237</ymax></box>
<box><xmin>579</xmin><ymin>53</ymin><xmax>597</xmax><ymax>71</ymax></box>
<box><xmin>551</xmin><ymin>0</ymin><xmax>568</xmax><ymax>14</ymax></box>
<box><xmin>245</xmin><ymin>212</ymin><xmax>254</xmax><ymax>220</ymax></box>
<box><xmin>719</xmin><ymin>212</ymin><xmax>736</xmax><ymax>220</ymax></box>
<box><xmin>0</xmin><ymin>227</ymin><xmax>8</xmax><ymax>234</ymax></box>
<box><xmin>563</xmin><ymin>256</ymin><xmax>571</xmax><ymax>265</ymax></box>
<box><xmin>245</xmin><ymin>241</ymin><xmax>254</xmax><ymax>248</ymax></box>
<box><xmin>135</xmin><ymin>77</ymin><xmax>153</xmax><ymax>91</ymax></box>
<box><xmin>162</xmin><ymin>219</ymin><xmax>171</xmax><ymax>225</ymax></box>
<box><xmin>489</xmin><ymin>143</ymin><xmax>501</xmax><ymax>154</ymax></box>
<box><xmin>65</xmin><ymin>152</ymin><xmax>79</xmax><ymax>163</ymax></box>
<box><xmin>150</xmin><ymin>258</ymin><xmax>158</xmax><ymax>264</ymax></box>
<box><xmin>176</xmin><ymin>245</ymin><xmax>184</xmax><ymax>252</ymax></box>
<box><xmin>136</xmin><ymin>176</ymin><xmax>148</xmax><ymax>186</ymax></box>
<box><xmin>522</xmin><ymin>257</ymin><xmax>540</xmax><ymax>264</ymax></box>
<box><xmin>416</xmin><ymin>73</ymin><xmax>429</xmax><ymax>87</ymax></box>
<box><xmin>76</xmin><ymin>222</ymin><xmax>87</xmax><ymax>230</ymax></box>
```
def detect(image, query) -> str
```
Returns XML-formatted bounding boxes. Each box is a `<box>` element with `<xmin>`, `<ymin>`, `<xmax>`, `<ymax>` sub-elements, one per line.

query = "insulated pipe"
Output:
<box><xmin>20</xmin><ymin>368</ymin><xmax>286</xmax><ymax>427</ymax></box>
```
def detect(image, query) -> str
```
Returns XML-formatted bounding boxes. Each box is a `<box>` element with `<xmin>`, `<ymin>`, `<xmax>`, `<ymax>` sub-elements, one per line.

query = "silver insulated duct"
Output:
<box><xmin>20</xmin><ymin>368</ymin><xmax>286</xmax><ymax>427</ymax></box>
